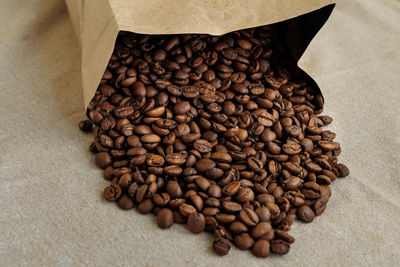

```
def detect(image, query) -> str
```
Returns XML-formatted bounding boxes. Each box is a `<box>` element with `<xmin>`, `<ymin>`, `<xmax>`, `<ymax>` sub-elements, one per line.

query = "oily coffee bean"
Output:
<box><xmin>84</xmin><ymin>28</ymin><xmax>349</xmax><ymax>258</ymax></box>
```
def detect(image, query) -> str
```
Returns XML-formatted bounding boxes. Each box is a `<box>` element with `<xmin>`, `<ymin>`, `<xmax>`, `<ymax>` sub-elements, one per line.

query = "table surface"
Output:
<box><xmin>0</xmin><ymin>0</ymin><xmax>399</xmax><ymax>266</ymax></box>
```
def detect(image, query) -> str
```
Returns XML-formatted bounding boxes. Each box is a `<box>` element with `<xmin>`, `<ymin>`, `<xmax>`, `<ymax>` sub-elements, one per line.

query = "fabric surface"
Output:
<box><xmin>0</xmin><ymin>0</ymin><xmax>399</xmax><ymax>266</ymax></box>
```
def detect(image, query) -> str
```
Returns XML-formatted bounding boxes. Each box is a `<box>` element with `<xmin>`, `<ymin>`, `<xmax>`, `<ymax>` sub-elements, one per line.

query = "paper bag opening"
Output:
<box><xmin>65</xmin><ymin>0</ymin><xmax>334</xmax><ymax>110</ymax></box>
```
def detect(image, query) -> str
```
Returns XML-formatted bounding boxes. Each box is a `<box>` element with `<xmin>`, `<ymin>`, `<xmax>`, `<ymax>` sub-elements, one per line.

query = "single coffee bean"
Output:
<box><xmin>79</xmin><ymin>120</ymin><xmax>93</xmax><ymax>132</ymax></box>
<box><xmin>95</xmin><ymin>152</ymin><xmax>112</xmax><ymax>169</ymax></box>
<box><xmin>146</xmin><ymin>106</ymin><xmax>165</xmax><ymax>117</ymax></box>
<box><xmin>146</xmin><ymin>154</ymin><xmax>165</xmax><ymax>167</ymax></box>
<box><xmin>166</xmin><ymin>180</ymin><xmax>183</xmax><ymax>198</ymax></box>
<box><xmin>255</xmin><ymin>206</ymin><xmax>271</xmax><ymax>222</ymax></box>
<box><xmin>252</xmin><ymin>239</ymin><xmax>270</xmax><ymax>258</ymax></box>
<box><xmin>216</xmin><ymin>214</ymin><xmax>236</xmax><ymax>224</ymax></box>
<box><xmin>157</xmin><ymin>208</ymin><xmax>174</xmax><ymax>229</ymax></box>
<box><xmin>239</xmin><ymin>208</ymin><xmax>259</xmax><ymax>227</ymax></box>
<box><xmin>164</xmin><ymin>165</ymin><xmax>183</xmax><ymax>176</ymax></box>
<box><xmin>222</xmin><ymin>201</ymin><xmax>242</xmax><ymax>213</ymax></box>
<box><xmin>208</xmin><ymin>184</ymin><xmax>222</xmax><ymax>198</ymax></box>
<box><xmin>213</xmin><ymin>238</ymin><xmax>231</xmax><ymax>255</ymax></box>
<box><xmin>137</xmin><ymin>199</ymin><xmax>154</xmax><ymax>214</ymax></box>
<box><xmin>103</xmin><ymin>184</ymin><xmax>122</xmax><ymax>201</ymax></box>
<box><xmin>141</xmin><ymin>134</ymin><xmax>161</xmax><ymax>143</ymax></box>
<box><xmin>251</xmin><ymin>222</ymin><xmax>272</xmax><ymax>239</ymax></box>
<box><xmin>337</xmin><ymin>163</ymin><xmax>350</xmax><ymax>177</ymax></box>
<box><xmin>153</xmin><ymin>193</ymin><xmax>170</xmax><ymax>206</ymax></box>
<box><xmin>195</xmin><ymin>177</ymin><xmax>211</xmax><ymax>191</ymax></box>
<box><xmin>165</xmin><ymin>153</ymin><xmax>186</xmax><ymax>165</ymax></box>
<box><xmin>193</xmin><ymin>139</ymin><xmax>212</xmax><ymax>153</ymax></box>
<box><xmin>179</xmin><ymin>203</ymin><xmax>197</xmax><ymax>217</ymax></box>
<box><xmin>275</xmin><ymin>230</ymin><xmax>295</xmax><ymax>244</ymax></box>
<box><xmin>297</xmin><ymin>205</ymin><xmax>315</xmax><ymax>223</ymax></box>
<box><xmin>117</xmin><ymin>194</ymin><xmax>134</xmax><ymax>210</ymax></box>
<box><xmin>234</xmin><ymin>233</ymin><xmax>255</xmax><ymax>250</ymax></box>
<box><xmin>211</xmin><ymin>152</ymin><xmax>232</xmax><ymax>163</ymax></box>
<box><xmin>135</xmin><ymin>125</ymin><xmax>153</xmax><ymax>135</ymax></box>
<box><xmin>187</xmin><ymin>212</ymin><xmax>206</xmax><ymax>234</ymax></box>
<box><xmin>270</xmin><ymin>239</ymin><xmax>290</xmax><ymax>255</ymax></box>
<box><xmin>236</xmin><ymin>188</ymin><xmax>255</xmax><ymax>203</ymax></box>
<box><xmin>174</xmin><ymin>101</ymin><xmax>191</xmax><ymax>115</ymax></box>
<box><xmin>222</xmin><ymin>181</ymin><xmax>241</xmax><ymax>196</ymax></box>
<box><xmin>205</xmin><ymin>216</ymin><xmax>218</xmax><ymax>232</ymax></box>
<box><xmin>196</xmin><ymin>158</ymin><xmax>216</xmax><ymax>172</ymax></box>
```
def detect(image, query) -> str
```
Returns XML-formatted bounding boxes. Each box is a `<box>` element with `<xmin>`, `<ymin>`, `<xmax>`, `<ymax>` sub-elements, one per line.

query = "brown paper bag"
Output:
<box><xmin>65</xmin><ymin>0</ymin><xmax>335</xmax><ymax>109</ymax></box>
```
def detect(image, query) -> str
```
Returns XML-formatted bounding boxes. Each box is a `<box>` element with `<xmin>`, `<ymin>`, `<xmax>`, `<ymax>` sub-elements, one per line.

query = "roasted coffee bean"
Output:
<box><xmin>213</xmin><ymin>238</ymin><xmax>231</xmax><ymax>255</ymax></box>
<box><xmin>85</xmin><ymin>29</ymin><xmax>348</xmax><ymax>258</ymax></box>
<box><xmin>239</xmin><ymin>208</ymin><xmax>259</xmax><ymax>227</ymax></box>
<box><xmin>193</xmin><ymin>139</ymin><xmax>212</xmax><ymax>153</ymax></box>
<box><xmin>179</xmin><ymin>203</ymin><xmax>197</xmax><ymax>217</ymax></box>
<box><xmin>275</xmin><ymin>230</ymin><xmax>295</xmax><ymax>244</ymax></box>
<box><xmin>141</xmin><ymin>134</ymin><xmax>161</xmax><ymax>143</ymax></box>
<box><xmin>117</xmin><ymin>194</ymin><xmax>134</xmax><ymax>210</ymax></box>
<box><xmin>252</xmin><ymin>239</ymin><xmax>270</xmax><ymax>258</ymax></box>
<box><xmin>157</xmin><ymin>208</ymin><xmax>174</xmax><ymax>229</ymax></box>
<box><xmin>153</xmin><ymin>193</ymin><xmax>170</xmax><ymax>206</ymax></box>
<box><xmin>79</xmin><ymin>120</ymin><xmax>93</xmax><ymax>132</ymax></box>
<box><xmin>297</xmin><ymin>205</ymin><xmax>315</xmax><ymax>223</ymax></box>
<box><xmin>211</xmin><ymin>152</ymin><xmax>232</xmax><ymax>163</ymax></box>
<box><xmin>196</xmin><ymin>158</ymin><xmax>216</xmax><ymax>172</ymax></box>
<box><xmin>236</xmin><ymin>188</ymin><xmax>255</xmax><ymax>203</ymax></box>
<box><xmin>251</xmin><ymin>222</ymin><xmax>272</xmax><ymax>239</ymax></box>
<box><xmin>103</xmin><ymin>184</ymin><xmax>122</xmax><ymax>201</ymax></box>
<box><xmin>337</xmin><ymin>163</ymin><xmax>350</xmax><ymax>177</ymax></box>
<box><xmin>208</xmin><ymin>185</ymin><xmax>222</xmax><ymax>198</ymax></box>
<box><xmin>174</xmin><ymin>101</ymin><xmax>191</xmax><ymax>115</ymax></box>
<box><xmin>118</xmin><ymin>173</ymin><xmax>132</xmax><ymax>190</ymax></box>
<box><xmin>166</xmin><ymin>180</ymin><xmax>183</xmax><ymax>198</ymax></box>
<box><xmin>270</xmin><ymin>240</ymin><xmax>290</xmax><ymax>255</ymax></box>
<box><xmin>247</xmin><ymin>157</ymin><xmax>264</xmax><ymax>172</ymax></box>
<box><xmin>187</xmin><ymin>212</ymin><xmax>206</xmax><ymax>234</ymax></box>
<box><xmin>255</xmin><ymin>206</ymin><xmax>271</xmax><ymax>222</ymax></box>
<box><xmin>222</xmin><ymin>181</ymin><xmax>241</xmax><ymax>196</ymax></box>
<box><xmin>146</xmin><ymin>154</ymin><xmax>165</xmax><ymax>167</ymax></box>
<box><xmin>234</xmin><ymin>233</ymin><xmax>255</xmax><ymax>250</ymax></box>
<box><xmin>164</xmin><ymin>165</ymin><xmax>183</xmax><ymax>176</ymax></box>
<box><xmin>95</xmin><ymin>152</ymin><xmax>112</xmax><ymax>169</ymax></box>
<box><xmin>166</xmin><ymin>153</ymin><xmax>186</xmax><ymax>165</ymax></box>
<box><xmin>229</xmin><ymin>221</ymin><xmax>248</xmax><ymax>234</ymax></box>
<box><xmin>222</xmin><ymin>201</ymin><xmax>242</xmax><ymax>213</ymax></box>
<box><xmin>216</xmin><ymin>214</ymin><xmax>236</xmax><ymax>224</ymax></box>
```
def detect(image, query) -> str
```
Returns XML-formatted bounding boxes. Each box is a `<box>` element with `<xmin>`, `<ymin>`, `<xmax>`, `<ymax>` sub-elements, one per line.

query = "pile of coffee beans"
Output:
<box><xmin>80</xmin><ymin>25</ymin><xmax>349</xmax><ymax>258</ymax></box>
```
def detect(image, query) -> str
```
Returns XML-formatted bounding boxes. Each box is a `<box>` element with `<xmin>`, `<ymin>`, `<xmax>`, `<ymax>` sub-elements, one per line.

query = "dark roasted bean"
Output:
<box><xmin>84</xmin><ymin>28</ymin><xmax>348</xmax><ymax>258</ymax></box>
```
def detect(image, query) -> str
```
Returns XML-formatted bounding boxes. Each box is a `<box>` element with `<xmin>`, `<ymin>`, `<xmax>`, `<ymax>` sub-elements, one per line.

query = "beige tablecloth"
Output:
<box><xmin>0</xmin><ymin>0</ymin><xmax>399</xmax><ymax>266</ymax></box>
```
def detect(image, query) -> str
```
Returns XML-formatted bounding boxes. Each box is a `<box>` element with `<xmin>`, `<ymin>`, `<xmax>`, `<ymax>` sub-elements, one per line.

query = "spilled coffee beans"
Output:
<box><xmin>80</xmin><ymin>25</ymin><xmax>349</xmax><ymax>258</ymax></box>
